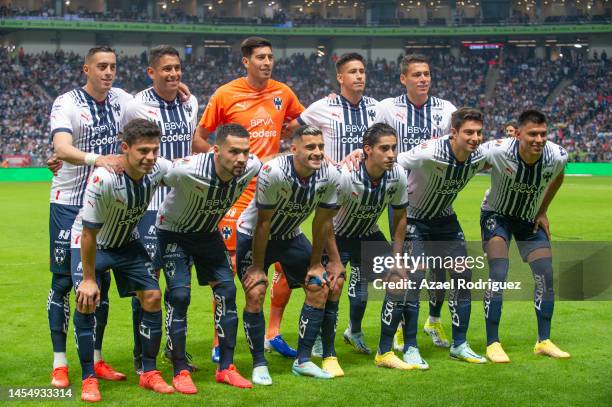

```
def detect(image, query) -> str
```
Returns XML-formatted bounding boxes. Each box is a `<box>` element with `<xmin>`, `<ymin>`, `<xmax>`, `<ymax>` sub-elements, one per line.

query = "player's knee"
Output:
<box><xmin>305</xmin><ymin>284</ymin><xmax>329</xmax><ymax>308</ymax></box>
<box><xmin>168</xmin><ymin>286</ymin><xmax>191</xmax><ymax>311</ymax></box>
<box><xmin>245</xmin><ymin>283</ymin><xmax>267</xmax><ymax>312</ymax></box>
<box><xmin>213</xmin><ymin>281</ymin><xmax>237</xmax><ymax>309</ymax></box>
<box><xmin>141</xmin><ymin>290</ymin><xmax>162</xmax><ymax>312</ymax></box>
<box><xmin>486</xmin><ymin>236</ymin><xmax>509</xmax><ymax>258</ymax></box>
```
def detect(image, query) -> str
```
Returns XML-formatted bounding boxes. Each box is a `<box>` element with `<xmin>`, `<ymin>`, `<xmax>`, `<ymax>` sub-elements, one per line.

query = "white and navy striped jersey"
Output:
<box><xmin>122</xmin><ymin>88</ymin><xmax>198</xmax><ymax>211</ymax></box>
<box><xmin>297</xmin><ymin>95</ymin><xmax>382</xmax><ymax>163</ymax></box>
<box><xmin>397</xmin><ymin>138</ymin><xmax>487</xmax><ymax>220</ymax></box>
<box><xmin>379</xmin><ymin>95</ymin><xmax>456</xmax><ymax>154</ymax></box>
<box><xmin>334</xmin><ymin>163</ymin><xmax>408</xmax><ymax>238</ymax></box>
<box><xmin>481</xmin><ymin>138</ymin><xmax>567</xmax><ymax>222</ymax></box>
<box><xmin>157</xmin><ymin>153</ymin><xmax>261</xmax><ymax>233</ymax></box>
<box><xmin>50</xmin><ymin>87</ymin><xmax>133</xmax><ymax>206</ymax></box>
<box><xmin>71</xmin><ymin>158</ymin><xmax>171</xmax><ymax>250</ymax></box>
<box><xmin>237</xmin><ymin>155</ymin><xmax>341</xmax><ymax>240</ymax></box>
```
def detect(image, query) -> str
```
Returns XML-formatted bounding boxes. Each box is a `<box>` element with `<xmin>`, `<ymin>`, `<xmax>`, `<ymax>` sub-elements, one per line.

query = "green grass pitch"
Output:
<box><xmin>0</xmin><ymin>176</ymin><xmax>610</xmax><ymax>406</ymax></box>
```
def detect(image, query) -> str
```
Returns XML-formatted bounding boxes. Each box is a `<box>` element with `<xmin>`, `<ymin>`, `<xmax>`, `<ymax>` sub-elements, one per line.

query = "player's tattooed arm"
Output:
<box><xmin>77</xmin><ymin>226</ymin><xmax>101</xmax><ymax>313</ymax></box>
<box><xmin>243</xmin><ymin>208</ymin><xmax>274</xmax><ymax>292</ymax></box>
<box><xmin>193</xmin><ymin>126</ymin><xmax>212</xmax><ymax>153</ymax></box>
<box><xmin>533</xmin><ymin>171</ymin><xmax>565</xmax><ymax>240</ymax></box>
<box><xmin>52</xmin><ymin>132</ymin><xmax>123</xmax><ymax>173</ymax></box>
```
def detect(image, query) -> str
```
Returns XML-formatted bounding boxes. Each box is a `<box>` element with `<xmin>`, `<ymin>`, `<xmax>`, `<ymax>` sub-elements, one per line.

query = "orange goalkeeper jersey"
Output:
<box><xmin>198</xmin><ymin>77</ymin><xmax>304</xmax><ymax>210</ymax></box>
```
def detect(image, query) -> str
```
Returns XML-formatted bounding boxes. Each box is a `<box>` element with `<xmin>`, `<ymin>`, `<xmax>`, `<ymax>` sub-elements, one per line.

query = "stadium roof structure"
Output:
<box><xmin>1</xmin><ymin>18</ymin><xmax>612</xmax><ymax>37</ymax></box>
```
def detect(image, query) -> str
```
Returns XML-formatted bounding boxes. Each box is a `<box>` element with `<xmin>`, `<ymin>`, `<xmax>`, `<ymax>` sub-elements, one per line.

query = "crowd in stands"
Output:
<box><xmin>0</xmin><ymin>47</ymin><xmax>609</xmax><ymax>166</ymax></box>
<box><xmin>2</xmin><ymin>4</ymin><xmax>609</xmax><ymax>27</ymax></box>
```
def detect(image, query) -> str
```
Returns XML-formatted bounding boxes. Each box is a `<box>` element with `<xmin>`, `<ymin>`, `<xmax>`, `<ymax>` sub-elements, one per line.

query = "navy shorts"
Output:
<box><xmin>50</xmin><ymin>203</ymin><xmax>80</xmax><ymax>275</ymax></box>
<box><xmin>137</xmin><ymin>210</ymin><xmax>163</xmax><ymax>270</ymax></box>
<box><xmin>157</xmin><ymin>229</ymin><xmax>234</xmax><ymax>288</ymax></box>
<box><xmin>71</xmin><ymin>240</ymin><xmax>159</xmax><ymax>298</ymax></box>
<box><xmin>480</xmin><ymin>210</ymin><xmax>550</xmax><ymax>261</ymax></box>
<box><xmin>405</xmin><ymin>214</ymin><xmax>468</xmax><ymax>260</ymax></box>
<box><xmin>236</xmin><ymin>232</ymin><xmax>312</xmax><ymax>289</ymax></box>
<box><xmin>337</xmin><ymin>230</ymin><xmax>389</xmax><ymax>289</ymax></box>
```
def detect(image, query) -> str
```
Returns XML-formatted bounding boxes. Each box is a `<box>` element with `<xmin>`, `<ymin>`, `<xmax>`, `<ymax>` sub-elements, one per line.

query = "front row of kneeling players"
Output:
<box><xmin>71</xmin><ymin>107</ymin><xmax>569</xmax><ymax>401</ymax></box>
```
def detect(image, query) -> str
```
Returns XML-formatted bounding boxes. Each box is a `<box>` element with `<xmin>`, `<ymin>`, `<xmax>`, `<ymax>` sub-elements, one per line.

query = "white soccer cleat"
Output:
<box><xmin>252</xmin><ymin>365</ymin><xmax>273</xmax><ymax>386</ymax></box>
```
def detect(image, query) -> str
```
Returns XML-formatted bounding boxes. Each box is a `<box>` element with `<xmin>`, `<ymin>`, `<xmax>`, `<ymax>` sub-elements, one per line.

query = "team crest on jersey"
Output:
<box><xmin>185</xmin><ymin>104</ymin><xmax>193</xmax><ymax>114</ymax></box>
<box><xmin>543</xmin><ymin>171</ymin><xmax>553</xmax><ymax>183</ymax></box>
<box><xmin>165</xmin><ymin>261</ymin><xmax>176</xmax><ymax>278</ymax></box>
<box><xmin>432</xmin><ymin>113</ymin><xmax>442</xmax><ymax>125</ymax></box>
<box><xmin>273</xmin><ymin>97</ymin><xmax>283</xmax><ymax>111</ymax></box>
<box><xmin>262</xmin><ymin>165</ymin><xmax>271</xmax><ymax>174</ymax></box>
<box><xmin>145</xmin><ymin>243</ymin><xmax>157</xmax><ymax>260</ymax></box>
<box><xmin>486</xmin><ymin>217</ymin><xmax>497</xmax><ymax>231</ymax></box>
<box><xmin>54</xmin><ymin>248</ymin><xmax>67</xmax><ymax>265</ymax></box>
<box><xmin>111</xmin><ymin>103</ymin><xmax>121</xmax><ymax>114</ymax></box>
<box><xmin>367</xmin><ymin>109</ymin><xmax>376</xmax><ymax>121</ymax></box>
<box><xmin>222</xmin><ymin>226</ymin><xmax>233</xmax><ymax>240</ymax></box>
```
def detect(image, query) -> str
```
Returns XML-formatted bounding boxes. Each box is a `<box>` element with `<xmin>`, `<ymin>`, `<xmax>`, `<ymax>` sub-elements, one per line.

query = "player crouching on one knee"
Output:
<box><xmin>236</xmin><ymin>125</ymin><xmax>345</xmax><ymax>384</ymax></box>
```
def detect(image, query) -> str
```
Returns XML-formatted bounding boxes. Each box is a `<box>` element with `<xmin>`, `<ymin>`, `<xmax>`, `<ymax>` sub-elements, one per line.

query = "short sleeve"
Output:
<box><xmin>189</xmin><ymin>96</ymin><xmax>199</xmax><ymax>129</ymax></box>
<box><xmin>335</xmin><ymin>167</ymin><xmax>352</xmax><ymax>207</ymax></box>
<box><xmin>284</xmin><ymin>86</ymin><xmax>305</xmax><ymax>122</ymax></box>
<box><xmin>441</xmin><ymin>101</ymin><xmax>457</xmax><ymax>135</ymax></box>
<box><xmin>396</xmin><ymin>147</ymin><xmax>424</xmax><ymax>170</ymax></box>
<box><xmin>297</xmin><ymin>98</ymin><xmax>325</xmax><ymax>127</ymax></box>
<box><xmin>376</xmin><ymin>99</ymin><xmax>394</xmax><ymax>126</ymax></box>
<box><xmin>161</xmin><ymin>156</ymin><xmax>190</xmax><ymax>188</ymax></box>
<box><xmin>81</xmin><ymin>170</ymin><xmax>109</xmax><ymax>229</ymax></box>
<box><xmin>255</xmin><ymin>163</ymin><xmax>281</xmax><ymax>209</ymax></box>
<box><xmin>198</xmin><ymin>91</ymin><xmax>224</xmax><ymax>131</ymax></box>
<box><xmin>50</xmin><ymin>95</ymin><xmax>74</xmax><ymax>139</ymax></box>
<box><xmin>390</xmin><ymin>169</ymin><xmax>409</xmax><ymax>209</ymax></box>
<box><xmin>318</xmin><ymin>165</ymin><xmax>340</xmax><ymax>209</ymax></box>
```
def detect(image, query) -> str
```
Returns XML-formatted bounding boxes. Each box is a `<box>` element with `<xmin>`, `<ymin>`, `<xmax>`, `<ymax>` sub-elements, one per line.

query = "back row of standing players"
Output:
<box><xmin>47</xmin><ymin>37</ymin><xmax>570</xmax><ymax>402</ymax></box>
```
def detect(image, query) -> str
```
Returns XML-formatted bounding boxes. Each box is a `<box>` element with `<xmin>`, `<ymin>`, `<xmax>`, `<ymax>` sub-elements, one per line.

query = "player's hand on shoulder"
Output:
<box><xmin>47</xmin><ymin>154</ymin><xmax>63</xmax><ymax>175</ymax></box>
<box><xmin>340</xmin><ymin>149</ymin><xmax>363</xmax><ymax>170</ymax></box>
<box><xmin>177</xmin><ymin>82</ymin><xmax>192</xmax><ymax>102</ymax></box>
<box><xmin>95</xmin><ymin>154</ymin><xmax>124</xmax><ymax>174</ymax></box>
<box><xmin>76</xmin><ymin>279</ymin><xmax>100</xmax><ymax>313</ymax></box>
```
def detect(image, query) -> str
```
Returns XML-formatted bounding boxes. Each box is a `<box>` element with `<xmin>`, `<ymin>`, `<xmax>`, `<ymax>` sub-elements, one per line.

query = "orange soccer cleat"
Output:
<box><xmin>94</xmin><ymin>360</ymin><xmax>126</xmax><ymax>381</ymax></box>
<box><xmin>139</xmin><ymin>370</ymin><xmax>175</xmax><ymax>394</ymax></box>
<box><xmin>216</xmin><ymin>364</ymin><xmax>253</xmax><ymax>389</ymax></box>
<box><xmin>51</xmin><ymin>366</ymin><xmax>70</xmax><ymax>388</ymax></box>
<box><xmin>172</xmin><ymin>370</ymin><xmax>198</xmax><ymax>394</ymax></box>
<box><xmin>81</xmin><ymin>376</ymin><xmax>101</xmax><ymax>403</ymax></box>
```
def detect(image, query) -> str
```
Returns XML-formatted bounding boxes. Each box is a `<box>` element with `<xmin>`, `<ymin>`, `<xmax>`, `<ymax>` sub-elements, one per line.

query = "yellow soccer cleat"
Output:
<box><xmin>423</xmin><ymin>320</ymin><xmax>450</xmax><ymax>348</ymax></box>
<box><xmin>374</xmin><ymin>351</ymin><xmax>416</xmax><ymax>371</ymax></box>
<box><xmin>533</xmin><ymin>340</ymin><xmax>570</xmax><ymax>359</ymax></box>
<box><xmin>486</xmin><ymin>342</ymin><xmax>511</xmax><ymax>363</ymax></box>
<box><xmin>322</xmin><ymin>357</ymin><xmax>345</xmax><ymax>378</ymax></box>
<box><xmin>393</xmin><ymin>325</ymin><xmax>404</xmax><ymax>352</ymax></box>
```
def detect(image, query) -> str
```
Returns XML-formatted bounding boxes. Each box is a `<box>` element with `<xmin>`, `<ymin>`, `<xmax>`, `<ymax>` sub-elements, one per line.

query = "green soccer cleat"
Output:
<box><xmin>403</xmin><ymin>346</ymin><xmax>429</xmax><ymax>370</ymax></box>
<box><xmin>450</xmin><ymin>342</ymin><xmax>487</xmax><ymax>364</ymax></box>
<box><xmin>343</xmin><ymin>327</ymin><xmax>372</xmax><ymax>354</ymax></box>
<box><xmin>291</xmin><ymin>360</ymin><xmax>333</xmax><ymax>379</ymax></box>
<box><xmin>423</xmin><ymin>320</ymin><xmax>450</xmax><ymax>348</ymax></box>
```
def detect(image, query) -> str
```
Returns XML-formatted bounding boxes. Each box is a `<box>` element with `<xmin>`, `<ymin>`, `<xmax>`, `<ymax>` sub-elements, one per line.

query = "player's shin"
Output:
<box><xmin>267</xmin><ymin>264</ymin><xmax>291</xmax><ymax>339</ymax></box>
<box><xmin>140</xmin><ymin>310</ymin><xmax>163</xmax><ymax>373</ymax></box>
<box><xmin>449</xmin><ymin>269</ymin><xmax>472</xmax><ymax>347</ymax></box>
<box><xmin>132</xmin><ymin>296</ymin><xmax>143</xmax><ymax>361</ymax></box>
<box><xmin>48</xmin><ymin>274</ymin><xmax>72</xmax><ymax>364</ymax></box>
<box><xmin>348</xmin><ymin>266</ymin><xmax>368</xmax><ymax>333</ymax></box>
<box><xmin>166</xmin><ymin>287</ymin><xmax>191</xmax><ymax>375</ymax></box>
<box><xmin>213</xmin><ymin>281</ymin><xmax>238</xmax><ymax>370</ymax></box>
<box><xmin>428</xmin><ymin>267</ymin><xmax>446</xmax><ymax>319</ymax></box>
<box><xmin>321</xmin><ymin>300</ymin><xmax>339</xmax><ymax>357</ymax></box>
<box><xmin>73</xmin><ymin>310</ymin><xmax>96</xmax><ymax>379</ymax></box>
<box><xmin>378</xmin><ymin>298</ymin><xmax>405</xmax><ymax>354</ymax></box>
<box><xmin>243</xmin><ymin>311</ymin><xmax>267</xmax><ymax>367</ymax></box>
<box><xmin>297</xmin><ymin>304</ymin><xmax>325</xmax><ymax>363</ymax></box>
<box><xmin>530</xmin><ymin>257</ymin><xmax>554</xmax><ymax>341</ymax></box>
<box><xmin>484</xmin><ymin>258</ymin><xmax>509</xmax><ymax>345</ymax></box>
<box><xmin>94</xmin><ymin>271</ymin><xmax>111</xmax><ymax>360</ymax></box>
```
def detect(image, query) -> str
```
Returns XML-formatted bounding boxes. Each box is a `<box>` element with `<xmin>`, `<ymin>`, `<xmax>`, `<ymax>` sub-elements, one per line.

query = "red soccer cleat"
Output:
<box><xmin>81</xmin><ymin>376</ymin><xmax>101</xmax><ymax>403</ymax></box>
<box><xmin>139</xmin><ymin>370</ymin><xmax>175</xmax><ymax>394</ymax></box>
<box><xmin>51</xmin><ymin>366</ymin><xmax>70</xmax><ymax>388</ymax></box>
<box><xmin>172</xmin><ymin>370</ymin><xmax>198</xmax><ymax>394</ymax></box>
<box><xmin>94</xmin><ymin>360</ymin><xmax>126</xmax><ymax>381</ymax></box>
<box><xmin>216</xmin><ymin>364</ymin><xmax>253</xmax><ymax>389</ymax></box>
